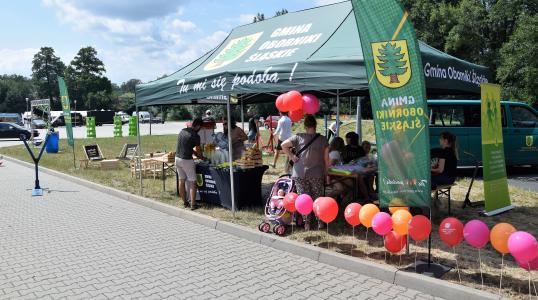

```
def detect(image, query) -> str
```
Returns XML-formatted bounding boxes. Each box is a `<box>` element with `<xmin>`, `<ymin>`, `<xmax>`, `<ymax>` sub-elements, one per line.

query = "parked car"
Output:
<box><xmin>428</xmin><ymin>99</ymin><xmax>538</xmax><ymax>167</ymax></box>
<box><xmin>134</xmin><ymin>111</ymin><xmax>152</xmax><ymax>123</ymax></box>
<box><xmin>0</xmin><ymin>113</ymin><xmax>23</xmax><ymax>126</ymax></box>
<box><xmin>31</xmin><ymin>119</ymin><xmax>47</xmax><ymax>129</ymax></box>
<box><xmin>263</xmin><ymin>115</ymin><xmax>280</xmax><ymax>129</ymax></box>
<box><xmin>150</xmin><ymin>116</ymin><xmax>164</xmax><ymax>124</ymax></box>
<box><xmin>0</xmin><ymin>122</ymin><xmax>39</xmax><ymax>140</ymax></box>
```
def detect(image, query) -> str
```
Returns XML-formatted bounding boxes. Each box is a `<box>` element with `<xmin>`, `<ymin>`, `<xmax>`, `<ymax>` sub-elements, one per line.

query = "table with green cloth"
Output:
<box><xmin>195</xmin><ymin>162</ymin><xmax>269</xmax><ymax>210</ymax></box>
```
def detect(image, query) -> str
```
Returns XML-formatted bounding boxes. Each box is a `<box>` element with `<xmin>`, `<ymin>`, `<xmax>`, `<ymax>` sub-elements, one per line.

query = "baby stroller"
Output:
<box><xmin>258</xmin><ymin>174</ymin><xmax>303</xmax><ymax>236</ymax></box>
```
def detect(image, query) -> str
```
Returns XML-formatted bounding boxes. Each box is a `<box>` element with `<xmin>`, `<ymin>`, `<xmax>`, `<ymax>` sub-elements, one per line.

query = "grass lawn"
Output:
<box><xmin>1</xmin><ymin>119</ymin><xmax>536</xmax><ymax>299</ymax></box>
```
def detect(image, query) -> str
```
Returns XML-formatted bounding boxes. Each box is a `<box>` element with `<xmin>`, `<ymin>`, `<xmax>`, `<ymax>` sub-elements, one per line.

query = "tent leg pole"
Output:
<box><xmin>240</xmin><ymin>99</ymin><xmax>244</xmax><ymax>131</ymax></box>
<box><xmin>227</xmin><ymin>96</ymin><xmax>236</xmax><ymax>216</ymax></box>
<box><xmin>336</xmin><ymin>89</ymin><xmax>340</xmax><ymax>137</ymax></box>
<box><xmin>356</xmin><ymin>96</ymin><xmax>362</xmax><ymax>143</ymax></box>
<box><xmin>136</xmin><ymin>105</ymin><xmax>143</xmax><ymax>196</ymax></box>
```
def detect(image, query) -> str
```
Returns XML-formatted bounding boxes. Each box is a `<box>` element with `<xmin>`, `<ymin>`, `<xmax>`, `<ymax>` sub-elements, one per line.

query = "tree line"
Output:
<box><xmin>0</xmin><ymin>46</ymin><xmax>142</xmax><ymax>114</ymax></box>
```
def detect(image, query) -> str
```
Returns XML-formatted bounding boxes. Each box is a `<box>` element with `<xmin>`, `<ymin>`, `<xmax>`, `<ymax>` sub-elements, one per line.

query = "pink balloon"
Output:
<box><xmin>302</xmin><ymin>93</ymin><xmax>320</xmax><ymax>114</ymax></box>
<box><xmin>295</xmin><ymin>194</ymin><xmax>313</xmax><ymax>216</ymax></box>
<box><xmin>372</xmin><ymin>212</ymin><xmax>392</xmax><ymax>236</ymax></box>
<box><xmin>517</xmin><ymin>256</ymin><xmax>538</xmax><ymax>271</ymax></box>
<box><xmin>463</xmin><ymin>220</ymin><xmax>490</xmax><ymax>249</ymax></box>
<box><xmin>508</xmin><ymin>231</ymin><xmax>538</xmax><ymax>263</ymax></box>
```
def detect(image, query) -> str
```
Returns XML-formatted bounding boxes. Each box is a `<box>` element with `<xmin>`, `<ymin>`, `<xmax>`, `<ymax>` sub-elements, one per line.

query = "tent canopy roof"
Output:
<box><xmin>136</xmin><ymin>0</ymin><xmax>491</xmax><ymax>107</ymax></box>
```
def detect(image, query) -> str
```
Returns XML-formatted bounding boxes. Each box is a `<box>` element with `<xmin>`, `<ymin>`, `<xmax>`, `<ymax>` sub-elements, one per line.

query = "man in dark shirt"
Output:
<box><xmin>176</xmin><ymin>118</ymin><xmax>203</xmax><ymax>209</ymax></box>
<box><xmin>342</xmin><ymin>132</ymin><xmax>366</xmax><ymax>163</ymax></box>
<box><xmin>247</xmin><ymin>115</ymin><xmax>259</xmax><ymax>142</ymax></box>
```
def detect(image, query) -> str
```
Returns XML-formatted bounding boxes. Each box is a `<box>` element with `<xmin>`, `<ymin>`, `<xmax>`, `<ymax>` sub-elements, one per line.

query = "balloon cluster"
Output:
<box><xmin>284</xmin><ymin>195</ymin><xmax>538</xmax><ymax>271</ymax></box>
<box><xmin>275</xmin><ymin>91</ymin><xmax>320</xmax><ymax>122</ymax></box>
<box><xmin>438</xmin><ymin>218</ymin><xmax>537</xmax><ymax>271</ymax></box>
<box><xmin>284</xmin><ymin>193</ymin><xmax>338</xmax><ymax>224</ymax></box>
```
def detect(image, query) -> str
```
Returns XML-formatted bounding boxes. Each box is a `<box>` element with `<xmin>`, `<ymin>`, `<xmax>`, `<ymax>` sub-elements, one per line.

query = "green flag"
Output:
<box><xmin>351</xmin><ymin>0</ymin><xmax>431</xmax><ymax>207</ymax></box>
<box><xmin>58</xmin><ymin>77</ymin><xmax>74</xmax><ymax>147</ymax></box>
<box><xmin>481</xmin><ymin>83</ymin><xmax>512</xmax><ymax>216</ymax></box>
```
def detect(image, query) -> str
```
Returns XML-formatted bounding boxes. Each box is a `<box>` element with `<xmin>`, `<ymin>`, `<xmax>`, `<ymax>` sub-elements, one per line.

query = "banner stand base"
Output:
<box><xmin>481</xmin><ymin>205</ymin><xmax>514</xmax><ymax>217</ymax></box>
<box><xmin>32</xmin><ymin>188</ymin><xmax>43</xmax><ymax>197</ymax></box>
<box><xmin>406</xmin><ymin>260</ymin><xmax>452</xmax><ymax>278</ymax></box>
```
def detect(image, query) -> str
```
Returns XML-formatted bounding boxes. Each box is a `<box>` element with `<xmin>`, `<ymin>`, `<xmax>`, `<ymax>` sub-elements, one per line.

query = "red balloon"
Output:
<box><xmin>315</xmin><ymin>197</ymin><xmax>339</xmax><ymax>223</ymax></box>
<box><xmin>275</xmin><ymin>94</ymin><xmax>286</xmax><ymax>112</ymax></box>
<box><xmin>288</xmin><ymin>109</ymin><xmax>304</xmax><ymax>122</ymax></box>
<box><xmin>439</xmin><ymin>217</ymin><xmax>464</xmax><ymax>247</ymax></box>
<box><xmin>408</xmin><ymin>215</ymin><xmax>431</xmax><ymax>242</ymax></box>
<box><xmin>385</xmin><ymin>231</ymin><xmax>407</xmax><ymax>253</ymax></box>
<box><xmin>344</xmin><ymin>203</ymin><xmax>362</xmax><ymax>226</ymax></box>
<box><xmin>283</xmin><ymin>192</ymin><xmax>298</xmax><ymax>212</ymax></box>
<box><xmin>312</xmin><ymin>197</ymin><xmax>322</xmax><ymax>217</ymax></box>
<box><xmin>284</xmin><ymin>90</ymin><xmax>303</xmax><ymax>112</ymax></box>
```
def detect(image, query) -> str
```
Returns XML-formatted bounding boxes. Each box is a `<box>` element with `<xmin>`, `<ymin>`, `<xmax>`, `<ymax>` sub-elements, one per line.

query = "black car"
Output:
<box><xmin>0</xmin><ymin>122</ymin><xmax>39</xmax><ymax>140</ymax></box>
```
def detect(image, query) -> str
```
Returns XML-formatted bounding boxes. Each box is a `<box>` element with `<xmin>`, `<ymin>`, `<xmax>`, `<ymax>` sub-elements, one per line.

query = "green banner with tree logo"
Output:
<box><xmin>481</xmin><ymin>83</ymin><xmax>512</xmax><ymax>216</ymax></box>
<box><xmin>58</xmin><ymin>77</ymin><xmax>74</xmax><ymax>147</ymax></box>
<box><xmin>351</xmin><ymin>0</ymin><xmax>431</xmax><ymax>207</ymax></box>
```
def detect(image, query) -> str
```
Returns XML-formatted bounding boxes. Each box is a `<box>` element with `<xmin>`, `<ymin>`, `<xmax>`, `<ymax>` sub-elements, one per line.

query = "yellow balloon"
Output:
<box><xmin>490</xmin><ymin>223</ymin><xmax>516</xmax><ymax>254</ymax></box>
<box><xmin>389</xmin><ymin>206</ymin><xmax>409</xmax><ymax>214</ymax></box>
<box><xmin>392</xmin><ymin>210</ymin><xmax>412</xmax><ymax>235</ymax></box>
<box><xmin>359</xmin><ymin>203</ymin><xmax>379</xmax><ymax>228</ymax></box>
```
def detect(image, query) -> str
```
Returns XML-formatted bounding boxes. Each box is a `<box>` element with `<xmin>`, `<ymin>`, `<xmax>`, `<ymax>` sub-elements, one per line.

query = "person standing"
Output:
<box><xmin>281</xmin><ymin>115</ymin><xmax>329</xmax><ymax>230</ymax></box>
<box><xmin>176</xmin><ymin>118</ymin><xmax>203</xmax><ymax>210</ymax></box>
<box><xmin>272</xmin><ymin>112</ymin><xmax>292</xmax><ymax>168</ymax></box>
<box><xmin>247</xmin><ymin>114</ymin><xmax>259</xmax><ymax>143</ymax></box>
<box><xmin>224</xmin><ymin>117</ymin><xmax>247</xmax><ymax>161</ymax></box>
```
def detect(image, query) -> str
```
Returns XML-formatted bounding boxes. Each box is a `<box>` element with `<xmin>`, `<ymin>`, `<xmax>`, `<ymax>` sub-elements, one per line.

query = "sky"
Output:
<box><xmin>0</xmin><ymin>0</ymin><xmax>341</xmax><ymax>85</ymax></box>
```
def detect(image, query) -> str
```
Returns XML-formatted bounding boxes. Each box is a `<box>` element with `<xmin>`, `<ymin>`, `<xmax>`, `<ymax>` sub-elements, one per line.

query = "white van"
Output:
<box><xmin>133</xmin><ymin>111</ymin><xmax>151</xmax><ymax>123</ymax></box>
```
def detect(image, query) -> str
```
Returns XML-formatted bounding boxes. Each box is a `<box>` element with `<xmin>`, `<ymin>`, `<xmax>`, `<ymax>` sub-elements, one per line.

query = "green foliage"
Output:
<box><xmin>120</xmin><ymin>79</ymin><xmax>142</xmax><ymax>93</ymax></box>
<box><xmin>0</xmin><ymin>75</ymin><xmax>35</xmax><ymax>113</ymax></box>
<box><xmin>31</xmin><ymin>47</ymin><xmax>66</xmax><ymax>109</ymax></box>
<box><xmin>497</xmin><ymin>15</ymin><xmax>538</xmax><ymax>107</ymax></box>
<box><xmin>65</xmin><ymin>46</ymin><xmax>112</xmax><ymax>110</ymax></box>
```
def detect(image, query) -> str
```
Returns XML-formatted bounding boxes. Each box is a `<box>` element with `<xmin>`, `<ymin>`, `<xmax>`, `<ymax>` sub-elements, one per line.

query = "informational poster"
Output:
<box><xmin>481</xmin><ymin>83</ymin><xmax>512</xmax><ymax>216</ymax></box>
<box><xmin>351</xmin><ymin>0</ymin><xmax>431</xmax><ymax>207</ymax></box>
<box><xmin>58</xmin><ymin>77</ymin><xmax>74</xmax><ymax>147</ymax></box>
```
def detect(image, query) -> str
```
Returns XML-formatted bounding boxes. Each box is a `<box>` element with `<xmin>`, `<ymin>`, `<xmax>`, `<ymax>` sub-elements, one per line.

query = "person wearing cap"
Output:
<box><xmin>176</xmin><ymin>118</ymin><xmax>203</xmax><ymax>210</ymax></box>
<box><xmin>203</xmin><ymin>109</ymin><xmax>215</xmax><ymax>122</ymax></box>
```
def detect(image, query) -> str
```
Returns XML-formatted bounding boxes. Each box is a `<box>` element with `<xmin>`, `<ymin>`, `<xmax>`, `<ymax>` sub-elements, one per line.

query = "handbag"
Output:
<box><xmin>288</xmin><ymin>133</ymin><xmax>320</xmax><ymax>168</ymax></box>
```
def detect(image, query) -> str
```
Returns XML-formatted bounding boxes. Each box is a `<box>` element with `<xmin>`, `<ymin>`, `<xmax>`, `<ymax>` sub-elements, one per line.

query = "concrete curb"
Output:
<box><xmin>4</xmin><ymin>155</ymin><xmax>502</xmax><ymax>300</ymax></box>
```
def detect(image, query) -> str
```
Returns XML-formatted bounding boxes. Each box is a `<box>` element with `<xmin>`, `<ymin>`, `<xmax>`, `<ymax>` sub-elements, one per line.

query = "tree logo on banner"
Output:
<box><xmin>372</xmin><ymin>40</ymin><xmax>411</xmax><ymax>88</ymax></box>
<box><xmin>526</xmin><ymin>135</ymin><xmax>534</xmax><ymax>147</ymax></box>
<box><xmin>204</xmin><ymin>32</ymin><xmax>263</xmax><ymax>71</ymax></box>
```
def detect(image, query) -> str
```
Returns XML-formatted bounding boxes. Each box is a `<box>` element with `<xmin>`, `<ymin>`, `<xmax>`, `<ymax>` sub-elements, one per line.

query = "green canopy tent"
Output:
<box><xmin>134</xmin><ymin>0</ymin><xmax>491</xmax><ymax>212</ymax></box>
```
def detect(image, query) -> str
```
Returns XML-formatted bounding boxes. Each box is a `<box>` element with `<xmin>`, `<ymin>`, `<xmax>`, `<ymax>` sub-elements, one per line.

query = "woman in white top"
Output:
<box><xmin>328</xmin><ymin>137</ymin><xmax>345</xmax><ymax>166</ymax></box>
<box><xmin>272</xmin><ymin>112</ymin><xmax>293</xmax><ymax>168</ymax></box>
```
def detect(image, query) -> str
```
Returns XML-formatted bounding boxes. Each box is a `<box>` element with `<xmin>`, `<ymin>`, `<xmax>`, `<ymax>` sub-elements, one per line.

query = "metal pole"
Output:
<box><xmin>136</xmin><ymin>104</ymin><xmax>143</xmax><ymax>195</ymax></box>
<box><xmin>336</xmin><ymin>89</ymin><xmax>340</xmax><ymax>137</ymax></box>
<box><xmin>240</xmin><ymin>98</ymin><xmax>244</xmax><ymax>131</ymax></box>
<box><xmin>226</xmin><ymin>95</ymin><xmax>236</xmax><ymax>216</ymax></box>
<box><xmin>149</xmin><ymin>108</ymin><xmax>152</xmax><ymax>136</ymax></box>
<box><xmin>356</xmin><ymin>96</ymin><xmax>362</xmax><ymax>143</ymax></box>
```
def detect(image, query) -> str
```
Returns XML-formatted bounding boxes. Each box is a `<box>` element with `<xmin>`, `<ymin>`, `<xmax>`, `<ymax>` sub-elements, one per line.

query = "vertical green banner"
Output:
<box><xmin>481</xmin><ymin>83</ymin><xmax>512</xmax><ymax>216</ymax></box>
<box><xmin>58</xmin><ymin>77</ymin><xmax>74</xmax><ymax>147</ymax></box>
<box><xmin>113</xmin><ymin>116</ymin><xmax>123</xmax><ymax>137</ymax></box>
<box><xmin>86</xmin><ymin>117</ymin><xmax>96</xmax><ymax>138</ymax></box>
<box><xmin>351</xmin><ymin>0</ymin><xmax>430</xmax><ymax>207</ymax></box>
<box><xmin>128</xmin><ymin>116</ymin><xmax>138</xmax><ymax>136</ymax></box>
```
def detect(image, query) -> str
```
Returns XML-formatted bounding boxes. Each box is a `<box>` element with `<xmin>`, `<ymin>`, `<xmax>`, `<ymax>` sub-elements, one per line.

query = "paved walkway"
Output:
<box><xmin>0</xmin><ymin>162</ymin><xmax>441</xmax><ymax>300</ymax></box>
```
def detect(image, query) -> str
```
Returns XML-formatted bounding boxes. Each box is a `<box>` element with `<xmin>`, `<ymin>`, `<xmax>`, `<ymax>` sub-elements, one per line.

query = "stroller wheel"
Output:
<box><xmin>260</xmin><ymin>222</ymin><xmax>271</xmax><ymax>233</ymax></box>
<box><xmin>274</xmin><ymin>224</ymin><xmax>286</xmax><ymax>236</ymax></box>
<box><xmin>258</xmin><ymin>222</ymin><xmax>264</xmax><ymax>232</ymax></box>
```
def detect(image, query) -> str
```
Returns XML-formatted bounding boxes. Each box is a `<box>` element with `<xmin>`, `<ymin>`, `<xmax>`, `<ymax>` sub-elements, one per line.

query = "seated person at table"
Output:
<box><xmin>430</xmin><ymin>131</ymin><xmax>458</xmax><ymax>188</ymax></box>
<box><xmin>342</xmin><ymin>132</ymin><xmax>366</xmax><ymax>163</ymax></box>
<box><xmin>176</xmin><ymin>118</ymin><xmax>203</xmax><ymax>210</ymax></box>
<box><xmin>328</xmin><ymin>137</ymin><xmax>345</xmax><ymax>166</ymax></box>
<box><xmin>361</xmin><ymin>140</ymin><xmax>378</xmax><ymax>197</ymax></box>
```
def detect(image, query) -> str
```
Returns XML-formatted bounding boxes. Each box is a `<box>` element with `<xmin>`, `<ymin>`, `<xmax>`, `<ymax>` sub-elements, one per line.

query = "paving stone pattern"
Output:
<box><xmin>0</xmin><ymin>163</ymin><xmax>442</xmax><ymax>299</ymax></box>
